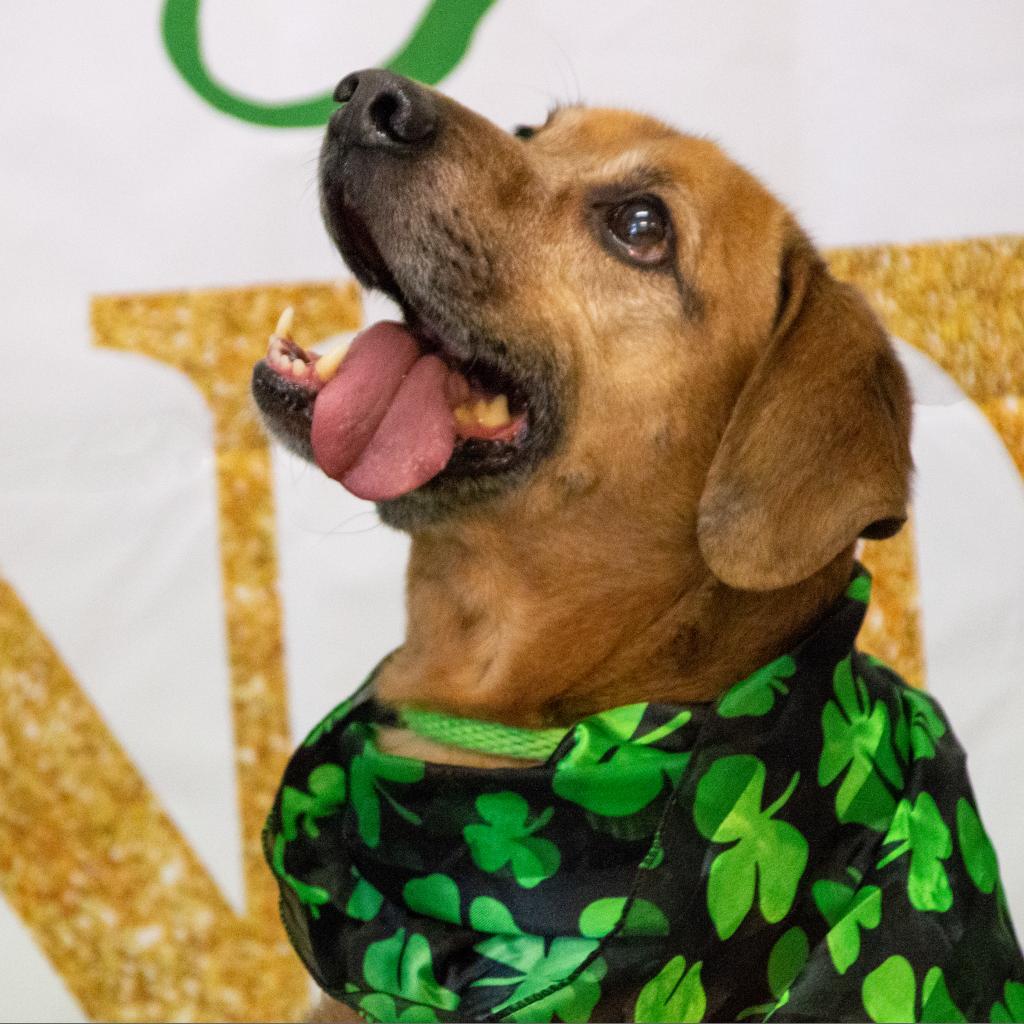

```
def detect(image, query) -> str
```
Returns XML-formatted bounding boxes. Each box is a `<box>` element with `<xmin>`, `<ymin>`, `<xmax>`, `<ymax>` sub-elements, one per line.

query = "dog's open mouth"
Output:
<box><xmin>253</xmin><ymin>306</ymin><xmax>533</xmax><ymax>502</ymax></box>
<box><xmin>253</xmin><ymin>186</ymin><xmax>561</xmax><ymax>511</ymax></box>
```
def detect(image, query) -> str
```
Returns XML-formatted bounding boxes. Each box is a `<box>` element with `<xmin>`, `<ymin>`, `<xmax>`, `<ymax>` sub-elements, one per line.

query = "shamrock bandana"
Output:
<box><xmin>265</xmin><ymin>569</ymin><xmax>1024</xmax><ymax>1022</ymax></box>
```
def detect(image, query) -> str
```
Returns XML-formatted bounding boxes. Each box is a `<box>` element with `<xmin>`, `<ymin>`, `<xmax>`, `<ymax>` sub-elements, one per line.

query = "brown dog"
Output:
<box><xmin>252</xmin><ymin>70</ymin><xmax>914</xmax><ymax>1018</ymax></box>
<box><xmin>255</xmin><ymin>69</ymin><xmax>911</xmax><ymax>737</ymax></box>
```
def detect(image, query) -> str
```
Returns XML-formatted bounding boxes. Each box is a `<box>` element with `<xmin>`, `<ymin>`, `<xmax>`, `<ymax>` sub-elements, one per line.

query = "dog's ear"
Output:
<box><xmin>697</xmin><ymin>226</ymin><xmax>912</xmax><ymax>591</ymax></box>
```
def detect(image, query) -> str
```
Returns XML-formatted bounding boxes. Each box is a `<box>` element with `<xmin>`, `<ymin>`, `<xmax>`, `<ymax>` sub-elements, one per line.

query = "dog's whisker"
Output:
<box><xmin>322</xmin><ymin>513</ymin><xmax>386</xmax><ymax>537</ymax></box>
<box><xmin>548</xmin><ymin>34</ymin><xmax>583</xmax><ymax>107</ymax></box>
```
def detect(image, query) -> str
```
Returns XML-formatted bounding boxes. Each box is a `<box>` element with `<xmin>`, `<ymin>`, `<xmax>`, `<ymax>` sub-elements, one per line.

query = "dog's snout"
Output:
<box><xmin>331</xmin><ymin>69</ymin><xmax>439</xmax><ymax>151</ymax></box>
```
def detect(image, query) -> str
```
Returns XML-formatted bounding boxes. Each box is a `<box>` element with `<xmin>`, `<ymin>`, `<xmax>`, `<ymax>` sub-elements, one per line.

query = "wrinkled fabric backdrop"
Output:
<box><xmin>1</xmin><ymin>2</ymin><xmax>1022</xmax><ymax>1021</ymax></box>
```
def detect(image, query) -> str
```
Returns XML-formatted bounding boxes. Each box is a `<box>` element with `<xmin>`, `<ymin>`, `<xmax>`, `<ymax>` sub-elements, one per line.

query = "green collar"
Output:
<box><xmin>397</xmin><ymin>705</ymin><xmax>567</xmax><ymax>760</ymax></box>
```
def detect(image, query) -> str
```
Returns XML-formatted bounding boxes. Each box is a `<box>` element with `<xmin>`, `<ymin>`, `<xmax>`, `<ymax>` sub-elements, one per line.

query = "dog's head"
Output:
<box><xmin>254</xmin><ymin>70</ymin><xmax>911</xmax><ymax>592</ymax></box>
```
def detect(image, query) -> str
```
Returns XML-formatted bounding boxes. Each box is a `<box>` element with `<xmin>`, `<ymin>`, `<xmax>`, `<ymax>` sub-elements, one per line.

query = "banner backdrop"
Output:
<box><xmin>1</xmin><ymin>3</ymin><xmax>1022</xmax><ymax>1021</ymax></box>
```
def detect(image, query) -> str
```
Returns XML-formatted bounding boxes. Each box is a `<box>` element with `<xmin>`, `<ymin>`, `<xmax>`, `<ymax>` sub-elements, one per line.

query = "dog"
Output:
<box><xmin>252</xmin><ymin>70</ymin><xmax>1024</xmax><ymax>1023</ymax></box>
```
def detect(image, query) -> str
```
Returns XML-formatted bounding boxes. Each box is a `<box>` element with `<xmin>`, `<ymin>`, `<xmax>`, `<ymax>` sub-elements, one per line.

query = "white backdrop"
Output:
<box><xmin>2</xmin><ymin>3</ymin><xmax>1023</xmax><ymax>1020</ymax></box>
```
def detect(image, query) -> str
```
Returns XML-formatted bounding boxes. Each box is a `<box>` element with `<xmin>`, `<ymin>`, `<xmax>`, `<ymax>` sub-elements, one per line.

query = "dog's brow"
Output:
<box><xmin>588</xmin><ymin>165</ymin><xmax>673</xmax><ymax>201</ymax></box>
<box><xmin>596</xmin><ymin>149</ymin><xmax>655</xmax><ymax>181</ymax></box>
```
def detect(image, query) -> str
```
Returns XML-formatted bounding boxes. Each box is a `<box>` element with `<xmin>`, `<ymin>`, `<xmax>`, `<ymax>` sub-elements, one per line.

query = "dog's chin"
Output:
<box><xmin>251</xmin><ymin>204</ymin><xmax>563</xmax><ymax>530</ymax></box>
<box><xmin>373</xmin><ymin>462</ymin><xmax>539</xmax><ymax>531</ymax></box>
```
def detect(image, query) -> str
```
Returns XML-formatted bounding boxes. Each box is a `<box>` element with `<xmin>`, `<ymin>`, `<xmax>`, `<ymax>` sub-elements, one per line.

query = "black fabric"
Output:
<box><xmin>265</xmin><ymin>569</ymin><xmax>1024</xmax><ymax>1022</ymax></box>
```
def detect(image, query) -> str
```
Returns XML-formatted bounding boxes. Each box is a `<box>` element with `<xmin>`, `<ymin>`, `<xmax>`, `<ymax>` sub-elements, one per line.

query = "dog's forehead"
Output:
<box><xmin>529</xmin><ymin>107</ymin><xmax>751</xmax><ymax>198</ymax></box>
<box><xmin>537</xmin><ymin>106</ymin><xmax>676</xmax><ymax>149</ymax></box>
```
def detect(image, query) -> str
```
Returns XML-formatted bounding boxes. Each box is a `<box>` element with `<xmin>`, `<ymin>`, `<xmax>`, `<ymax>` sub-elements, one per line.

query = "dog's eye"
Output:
<box><xmin>604</xmin><ymin>198</ymin><xmax>671</xmax><ymax>266</ymax></box>
<box><xmin>513</xmin><ymin>124</ymin><xmax>536</xmax><ymax>140</ymax></box>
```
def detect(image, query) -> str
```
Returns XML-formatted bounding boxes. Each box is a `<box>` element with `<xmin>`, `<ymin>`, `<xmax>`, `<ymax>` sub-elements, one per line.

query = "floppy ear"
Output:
<box><xmin>697</xmin><ymin>227</ymin><xmax>912</xmax><ymax>591</ymax></box>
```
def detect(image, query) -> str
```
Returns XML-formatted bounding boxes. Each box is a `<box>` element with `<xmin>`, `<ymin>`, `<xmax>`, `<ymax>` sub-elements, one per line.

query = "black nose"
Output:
<box><xmin>331</xmin><ymin>69</ymin><xmax>439</xmax><ymax>150</ymax></box>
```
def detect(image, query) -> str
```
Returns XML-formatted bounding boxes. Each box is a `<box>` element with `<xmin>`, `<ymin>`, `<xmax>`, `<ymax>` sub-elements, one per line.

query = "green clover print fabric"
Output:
<box><xmin>265</xmin><ymin>568</ymin><xmax>1024</xmax><ymax>1021</ymax></box>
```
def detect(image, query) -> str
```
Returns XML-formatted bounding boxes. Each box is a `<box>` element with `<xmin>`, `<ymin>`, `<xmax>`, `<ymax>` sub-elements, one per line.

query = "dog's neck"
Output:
<box><xmin>373</xmin><ymin>507</ymin><xmax>854</xmax><ymax>728</ymax></box>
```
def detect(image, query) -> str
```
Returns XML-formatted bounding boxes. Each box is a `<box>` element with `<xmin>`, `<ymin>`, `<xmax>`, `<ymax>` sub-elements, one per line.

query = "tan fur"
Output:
<box><xmin>365</xmin><ymin>105</ymin><xmax>911</xmax><ymax>730</ymax></box>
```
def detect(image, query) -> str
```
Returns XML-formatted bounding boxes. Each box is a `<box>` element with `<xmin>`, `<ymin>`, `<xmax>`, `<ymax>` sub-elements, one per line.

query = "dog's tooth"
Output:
<box><xmin>314</xmin><ymin>341</ymin><xmax>351</xmax><ymax>382</ymax></box>
<box><xmin>453</xmin><ymin>404</ymin><xmax>477</xmax><ymax>425</ymax></box>
<box><xmin>292</xmin><ymin>359</ymin><xmax>308</xmax><ymax>378</ymax></box>
<box><xmin>476</xmin><ymin>394</ymin><xmax>512</xmax><ymax>428</ymax></box>
<box><xmin>275</xmin><ymin>306</ymin><xmax>295</xmax><ymax>338</ymax></box>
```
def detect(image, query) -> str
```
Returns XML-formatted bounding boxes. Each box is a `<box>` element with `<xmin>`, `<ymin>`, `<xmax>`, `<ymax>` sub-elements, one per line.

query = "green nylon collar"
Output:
<box><xmin>397</xmin><ymin>705</ymin><xmax>568</xmax><ymax>760</ymax></box>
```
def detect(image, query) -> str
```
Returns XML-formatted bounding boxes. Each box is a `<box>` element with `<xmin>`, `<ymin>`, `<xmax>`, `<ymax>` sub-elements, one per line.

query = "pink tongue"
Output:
<box><xmin>310</xmin><ymin>321</ymin><xmax>457</xmax><ymax>501</ymax></box>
